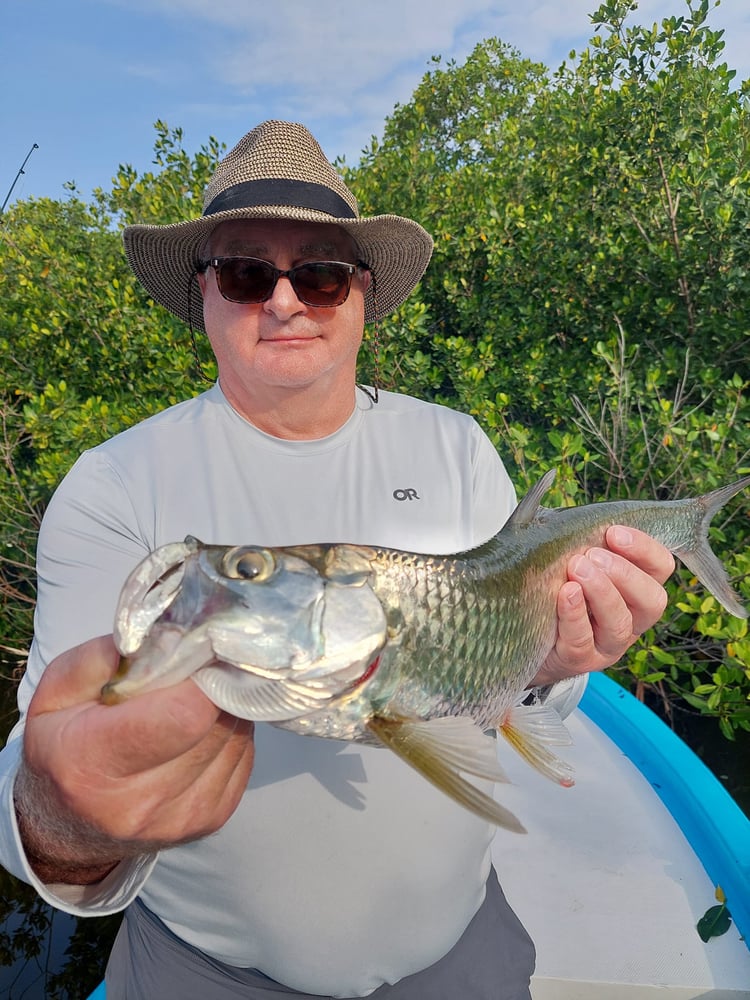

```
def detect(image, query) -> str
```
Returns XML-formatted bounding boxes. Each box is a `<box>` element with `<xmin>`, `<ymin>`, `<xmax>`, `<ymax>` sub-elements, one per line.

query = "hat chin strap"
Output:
<box><xmin>203</xmin><ymin>178</ymin><xmax>357</xmax><ymax>220</ymax></box>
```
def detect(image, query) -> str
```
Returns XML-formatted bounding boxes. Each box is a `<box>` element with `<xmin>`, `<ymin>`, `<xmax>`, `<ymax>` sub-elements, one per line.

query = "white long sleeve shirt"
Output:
<box><xmin>1</xmin><ymin>385</ymin><xmax>524</xmax><ymax>996</ymax></box>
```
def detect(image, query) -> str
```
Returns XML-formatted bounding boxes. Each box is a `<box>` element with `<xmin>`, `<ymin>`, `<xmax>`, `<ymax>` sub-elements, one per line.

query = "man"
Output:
<box><xmin>0</xmin><ymin>121</ymin><xmax>673</xmax><ymax>999</ymax></box>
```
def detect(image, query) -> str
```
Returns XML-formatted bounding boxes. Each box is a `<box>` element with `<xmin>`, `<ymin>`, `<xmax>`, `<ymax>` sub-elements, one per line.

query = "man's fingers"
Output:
<box><xmin>28</xmin><ymin>635</ymin><xmax>121</xmax><ymax>715</ymax></box>
<box><xmin>605</xmin><ymin>525</ymin><xmax>676</xmax><ymax>584</ymax></box>
<box><xmin>24</xmin><ymin>684</ymin><xmax>255</xmax><ymax>845</ymax></box>
<box><xmin>554</xmin><ymin>580</ymin><xmax>595</xmax><ymax>657</ymax></box>
<box><xmin>20</xmin><ymin>634</ymin><xmax>258</xmax><ymax>857</ymax></box>
<box><xmin>584</xmin><ymin>547</ymin><xmax>669</xmax><ymax>638</ymax></box>
<box><xmin>83</xmin><ymin>713</ymin><xmax>256</xmax><ymax>843</ymax></box>
<box><xmin>149</xmin><ymin>717</ymin><xmax>256</xmax><ymax>838</ymax></box>
<box><xmin>53</xmin><ymin>680</ymin><xmax>227</xmax><ymax>787</ymax></box>
<box><xmin>535</xmin><ymin>531</ymin><xmax>674</xmax><ymax>687</ymax></box>
<box><xmin>27</xmin><ymin>635</ymin><xmax>232</xmax><ymax>776</ymax></box>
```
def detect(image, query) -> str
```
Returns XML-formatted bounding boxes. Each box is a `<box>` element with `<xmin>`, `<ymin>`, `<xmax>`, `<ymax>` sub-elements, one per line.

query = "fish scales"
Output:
<box><xmin>102</xmin><ymin>470</ymin><xmax>750</xmax><ymax>831</ymax></box>
<box><xmin>361</xmin><ymin>546</ymin><xmax>537</xmax><ymax>725</ymax></box>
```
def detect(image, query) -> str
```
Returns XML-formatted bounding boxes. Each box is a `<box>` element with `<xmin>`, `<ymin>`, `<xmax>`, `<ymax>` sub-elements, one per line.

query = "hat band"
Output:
<box><xmin>203</xmin><ymin>179</ymin><xmax>357</xmax><ymax>220</ymax></box>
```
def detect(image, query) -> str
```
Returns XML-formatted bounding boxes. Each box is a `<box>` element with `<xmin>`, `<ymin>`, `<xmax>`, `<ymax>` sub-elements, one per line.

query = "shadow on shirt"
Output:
<box><xmin>248</xmin><ymin>723</ymin><xmax>370</xmax><ymax>810</ymax></box>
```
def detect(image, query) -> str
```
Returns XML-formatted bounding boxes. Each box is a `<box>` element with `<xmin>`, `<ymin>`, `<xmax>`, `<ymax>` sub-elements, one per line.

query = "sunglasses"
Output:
<box><xmin>203</xmin><ymin>256</ymin><xmax>365</xmax><ymax>308</ymax></box>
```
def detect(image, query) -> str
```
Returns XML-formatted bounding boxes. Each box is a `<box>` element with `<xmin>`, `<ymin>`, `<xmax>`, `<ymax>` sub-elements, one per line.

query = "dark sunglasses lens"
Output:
<box><xmin>217</xmin><ymin>259</ymin><xmax>276</xmax><ymax>303</ymax></box>
<box><xmin>293</xmin><ymin>263</ymin><xmax>352</xmax><ymax>306</ymax></box>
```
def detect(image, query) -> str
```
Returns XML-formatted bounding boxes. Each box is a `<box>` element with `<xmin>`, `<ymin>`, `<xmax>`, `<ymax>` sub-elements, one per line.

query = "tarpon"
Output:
<box><xmin>102</xmin><ymin>470</ymin><xmax>750</xmax><ymax>830</ymax></box>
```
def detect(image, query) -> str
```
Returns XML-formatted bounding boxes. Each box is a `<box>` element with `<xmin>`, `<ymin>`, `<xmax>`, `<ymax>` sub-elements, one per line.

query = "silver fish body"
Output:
<box><xmin>103</xmin><ymin>471</ymin><xmax>750</xmax><ymax>830</ymax></box>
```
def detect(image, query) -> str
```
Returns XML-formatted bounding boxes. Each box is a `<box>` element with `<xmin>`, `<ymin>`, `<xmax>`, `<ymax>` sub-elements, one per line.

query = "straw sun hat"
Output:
<box><xmin>122</xmin><ymin>120</ymin><xmax>434</xmax><ymax>329</ymax></box>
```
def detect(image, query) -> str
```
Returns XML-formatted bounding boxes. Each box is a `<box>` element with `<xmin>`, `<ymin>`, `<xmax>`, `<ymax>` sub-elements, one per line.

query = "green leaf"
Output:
<box><xmin>696</xmin><ymin>903</ymin><xmax>732</xmax><ymax>942</ymax></box>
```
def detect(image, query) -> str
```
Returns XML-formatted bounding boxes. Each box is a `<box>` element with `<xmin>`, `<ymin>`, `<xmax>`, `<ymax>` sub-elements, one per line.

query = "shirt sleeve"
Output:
<box><xmin>0</xmin><ymin>449</ymin><xmax>159</xmax><ymax>914</ymax></box>
<box><xmin>468</xmin><ymin>422</ymin><xmax>518</xmax><ymax>543</ymax></box>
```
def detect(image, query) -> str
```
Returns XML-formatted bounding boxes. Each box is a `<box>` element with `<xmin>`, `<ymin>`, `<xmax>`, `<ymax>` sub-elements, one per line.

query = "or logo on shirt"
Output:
<box><xmin>393</xmin><ymin>488</ymin><xmax>420</xmax><ymax>501</ymax></box>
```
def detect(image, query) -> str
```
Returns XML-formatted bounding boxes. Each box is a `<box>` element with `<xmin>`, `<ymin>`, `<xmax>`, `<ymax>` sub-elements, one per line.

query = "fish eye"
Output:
<box><xmin>221</xmin><ymin>547</ymin><xmax>275</xmax><ymax>582</ymax></box>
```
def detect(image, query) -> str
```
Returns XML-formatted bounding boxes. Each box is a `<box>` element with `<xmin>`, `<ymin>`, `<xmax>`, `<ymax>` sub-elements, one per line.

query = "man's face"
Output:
<box><xmin>198</xmin><ymin>218</ymin><xmax>369</xmax><ymax>423</ymax></box>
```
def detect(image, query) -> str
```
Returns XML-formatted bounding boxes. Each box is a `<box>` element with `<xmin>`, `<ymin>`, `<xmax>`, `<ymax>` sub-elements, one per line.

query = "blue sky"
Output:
<box><xmin>2</xmin><ymin>0</ymin><xmax>748</xmax><ymax>209</ymax></box>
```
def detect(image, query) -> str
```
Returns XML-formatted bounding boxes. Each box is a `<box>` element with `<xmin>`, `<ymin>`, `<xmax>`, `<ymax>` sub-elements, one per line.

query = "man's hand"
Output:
<box><xmin>534</xmin><ymin>527</ymin><xmax>675</xmax><ymax>687</ymax></box>
<box><xmin>16</xmin><ymin>635</ymin><xmax>254</xmax><ymax>884</ymax></box>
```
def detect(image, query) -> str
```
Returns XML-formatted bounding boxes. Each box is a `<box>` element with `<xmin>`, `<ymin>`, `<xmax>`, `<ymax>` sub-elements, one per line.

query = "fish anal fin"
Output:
<box><xmin>366</xmin><ymin>716</ymin><xmax>526</xmax><ymax>833</ymax></box>
<box><xmin>499</xmin><ymin>703</ymin><xmax>576</xmax><ymax>787</ymax></box>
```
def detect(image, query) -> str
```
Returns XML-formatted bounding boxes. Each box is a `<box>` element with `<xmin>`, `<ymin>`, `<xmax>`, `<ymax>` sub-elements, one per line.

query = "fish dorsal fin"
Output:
<box><xmin>366</xmin><ymin>716</ymin><xmax>526</xmax><ymax>833</ymax></box>
<box><xmin>505</xmin><ymin>469</ymin><xmax>557</xmax><ymax>529</ymax></box>
<box><xmin>499</xmin><ymin>703</ymin><xmax>575</xmax><ymax>786</ymax></box>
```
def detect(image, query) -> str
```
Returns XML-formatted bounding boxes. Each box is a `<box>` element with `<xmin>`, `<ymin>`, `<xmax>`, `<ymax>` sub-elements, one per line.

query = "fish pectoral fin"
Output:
<box><xmin>366</xmin><ymin>716</ymin><xmax>526</xmax><ymax>833</ymax></box>
<box><xmin>192</xmin><ymin>664</ymin><xmax>331</xmax><ymax>722</ymax></box>
<box><xmin>499</xmin><ymin>704</ymin><xmax>575</xmax><ymax>787</ymax></box>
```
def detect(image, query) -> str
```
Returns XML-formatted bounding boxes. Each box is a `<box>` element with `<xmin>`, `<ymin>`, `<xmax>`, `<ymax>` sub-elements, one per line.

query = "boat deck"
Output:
<box><xmin>493</xmin><ymin>675</ymin><xmax>750</xmax><ymax>998</ymax></box>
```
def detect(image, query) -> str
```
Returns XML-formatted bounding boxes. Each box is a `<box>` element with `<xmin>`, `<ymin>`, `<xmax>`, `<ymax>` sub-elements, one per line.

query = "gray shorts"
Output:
<box><xmin>105</xmin><ymin>868</ymin><xmax>535</xmax><ymax>999</ymax></box>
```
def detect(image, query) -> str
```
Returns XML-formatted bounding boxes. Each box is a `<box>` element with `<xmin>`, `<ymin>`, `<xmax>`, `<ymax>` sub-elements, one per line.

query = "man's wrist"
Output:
<box><xmin>14</xmin><ymin>763</ymin><xmax>124</xmax><ymax>885</ymax></box>
<box><xmin>21</xmin><ymin>839</ymin><xmax>120</xmax><ymax>885</ymax></box>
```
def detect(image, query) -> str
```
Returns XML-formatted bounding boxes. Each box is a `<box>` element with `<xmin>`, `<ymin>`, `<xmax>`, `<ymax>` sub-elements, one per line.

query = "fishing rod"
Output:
<box><xmin>0</xmin><ymin>142</ymin><xmax>39</xmax><ymax>216</ymax></box>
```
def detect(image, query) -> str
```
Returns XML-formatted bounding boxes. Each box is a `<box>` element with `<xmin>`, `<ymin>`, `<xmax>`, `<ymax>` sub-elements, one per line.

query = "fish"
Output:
<box><xmin>102</xmin><ymin>470</ymin><xmax>750</xmax><ymax>831</ymax></box>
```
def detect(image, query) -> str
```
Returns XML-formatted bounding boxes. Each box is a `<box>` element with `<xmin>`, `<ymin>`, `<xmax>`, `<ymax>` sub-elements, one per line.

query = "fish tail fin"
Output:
<box><xmin>499</xmin><ymin>703</ymin><xmax>576</xmax><ymax>787</ymax></box>
<box><xmin>677</xmin><ymin>476</ymin><xmax>750</xmax><ymax>620</ymax></box>
<box><xmin>366</xmin><ymin>716</ymin><xmax>526</xmax><ymax>833</ymax></box>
